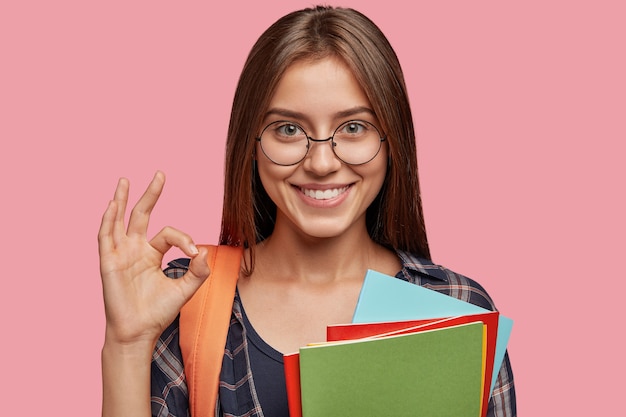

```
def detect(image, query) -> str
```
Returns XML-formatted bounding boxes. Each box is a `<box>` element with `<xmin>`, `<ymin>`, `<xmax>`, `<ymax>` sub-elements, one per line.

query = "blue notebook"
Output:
<box><xmin>353</xmin><ymin>269</ymin><xmax>513</xmax><ymax>395</ymax></box>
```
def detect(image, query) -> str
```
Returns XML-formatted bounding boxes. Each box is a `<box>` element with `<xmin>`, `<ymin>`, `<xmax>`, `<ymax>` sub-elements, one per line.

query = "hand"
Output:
<box><xmin>98</xmin><ymin>171</ymin><xmax>211</xmax><ymax>347</ymax></box>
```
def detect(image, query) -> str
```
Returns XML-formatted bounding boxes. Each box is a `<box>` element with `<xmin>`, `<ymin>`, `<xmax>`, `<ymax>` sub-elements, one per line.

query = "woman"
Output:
<box><xmin>99</xmin><ymin>6</ymin><xmax>516</xmax><ymax>417</ymax></box>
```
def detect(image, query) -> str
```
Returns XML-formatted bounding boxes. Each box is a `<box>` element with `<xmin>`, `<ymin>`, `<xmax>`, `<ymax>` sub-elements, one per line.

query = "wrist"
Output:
<box><xmin>102</xmin><ymin>335</ymin><xmax>156</xmax><ymax>359</ymax></box>
<box><xmin>103</xmin><ymin>321</ymin><xmax>162</xmax><ymax>349</ymax></box>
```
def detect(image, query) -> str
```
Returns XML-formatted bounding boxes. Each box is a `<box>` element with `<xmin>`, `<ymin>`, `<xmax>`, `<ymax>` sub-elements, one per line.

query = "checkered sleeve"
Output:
<box><xmin>488</xmin><ymin>350</ymin><xmax>516</xmax><ymax>417</ymax></box>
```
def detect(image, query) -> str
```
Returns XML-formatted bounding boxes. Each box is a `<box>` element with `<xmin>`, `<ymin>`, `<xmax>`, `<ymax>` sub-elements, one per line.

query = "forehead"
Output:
<box><xmin>265</xmin><ymin>57</ymin><xmax>373</xmax><ymax>123</ymax></box>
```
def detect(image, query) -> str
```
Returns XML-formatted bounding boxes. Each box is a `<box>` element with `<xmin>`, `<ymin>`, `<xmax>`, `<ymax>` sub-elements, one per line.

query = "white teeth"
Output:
<box><xmin>302</xmin><ymin>186</ymin><xmax>348</xmax><ymax>200</ymax></box>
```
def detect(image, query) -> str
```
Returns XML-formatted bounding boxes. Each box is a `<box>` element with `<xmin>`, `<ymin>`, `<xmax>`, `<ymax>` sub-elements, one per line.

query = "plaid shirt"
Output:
<box><xmin>151</xmin><ymin>251</ymin><xmax>516</xmax><ymax>417</ymax></box>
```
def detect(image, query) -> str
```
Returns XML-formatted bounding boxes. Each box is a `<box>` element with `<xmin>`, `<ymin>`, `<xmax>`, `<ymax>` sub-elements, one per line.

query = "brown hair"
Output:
<box><xmin>220</xmin><ymin>6</ymin><xmax>431</xmax><ymax>273</ymax></box>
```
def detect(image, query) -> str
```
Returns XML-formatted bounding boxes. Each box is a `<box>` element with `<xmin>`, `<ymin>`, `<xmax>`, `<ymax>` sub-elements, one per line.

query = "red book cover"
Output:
<box><xmin>284</xmin><ymin>351</ymin><xmax>302</xmax><ymax>417</ymax></box>
<box><xmin>326</xmin><ymin>317</ymin><xmax>443</xmax><ymax>341</ymax></box>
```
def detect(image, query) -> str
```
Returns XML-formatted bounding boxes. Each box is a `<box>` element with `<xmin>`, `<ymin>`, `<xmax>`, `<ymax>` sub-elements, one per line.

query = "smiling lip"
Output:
<box><xmin>300</xmin><ymin>185</ymin><xmax>350</xmax><ymax>200</ymax></box>
<box><xmin>294</xmin><ymin>184</ymin><xmax>352</xmax><ymax>206</ymax></box>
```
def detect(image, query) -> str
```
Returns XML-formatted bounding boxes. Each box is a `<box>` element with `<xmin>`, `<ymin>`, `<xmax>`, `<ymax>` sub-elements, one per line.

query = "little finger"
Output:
<box><xmin>98</xmin><ymin>200</ymin><xmax>118</xmax><ymax>254</ymax></box>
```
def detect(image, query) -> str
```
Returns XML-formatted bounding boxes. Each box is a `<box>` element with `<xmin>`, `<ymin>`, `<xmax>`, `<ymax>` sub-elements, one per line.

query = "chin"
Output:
<box><xmin>293</xmin><ymin>218</ymin><xmax>361</xmax><ymax>240</ymax></box>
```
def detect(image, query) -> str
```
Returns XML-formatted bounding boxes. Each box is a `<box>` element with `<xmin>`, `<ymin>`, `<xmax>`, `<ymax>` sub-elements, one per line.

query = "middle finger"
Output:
<box><xmin>127</xmin><ymin>171</ymin><xmax>166</xmax><ymax>237</ymax></box>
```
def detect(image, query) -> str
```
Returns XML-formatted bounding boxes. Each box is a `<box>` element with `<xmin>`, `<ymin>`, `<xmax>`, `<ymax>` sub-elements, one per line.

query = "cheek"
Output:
<box><xmin>255</xmin><ymin>154</ymin><xmax>295</xmax><ymax>198</ymax></box>
<box><xmin>374</xmin><ymin>143</ymin><xmax>390</xmax><ymax>186</ymax></box>
<box><xmin>364</xmin><ymin>149</ymin><xmax>389</xmax><ymax>187</ymax></box>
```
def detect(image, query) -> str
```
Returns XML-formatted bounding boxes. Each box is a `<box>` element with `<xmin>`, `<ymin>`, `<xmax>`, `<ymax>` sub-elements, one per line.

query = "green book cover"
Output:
<box><xmin>299</xmin><ymin>322</ymin><xmax>485</xmax><ymax>417</ymax></box>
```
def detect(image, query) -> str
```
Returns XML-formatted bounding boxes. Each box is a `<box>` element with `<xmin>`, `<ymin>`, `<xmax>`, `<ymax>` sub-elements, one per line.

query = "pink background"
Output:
<box><xmin>1</xmin><ymin>0</ymin><xmax>624</xmax><ymax>414</ymax></box>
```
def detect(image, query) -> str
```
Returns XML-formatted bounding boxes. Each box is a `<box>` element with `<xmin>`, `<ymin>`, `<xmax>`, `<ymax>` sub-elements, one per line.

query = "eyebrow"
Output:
<box><xmin>264</xmin><ymin>106</ymin><xmax>376</xmax><ymax>121</ymax></box>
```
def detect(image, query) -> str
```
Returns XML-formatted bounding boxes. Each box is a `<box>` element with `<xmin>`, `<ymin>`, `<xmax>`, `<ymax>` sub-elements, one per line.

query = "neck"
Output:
<box><xmin>254</xmin><ymin>222</ymin><xmax>396</xmax><ymax>285</ymax></box>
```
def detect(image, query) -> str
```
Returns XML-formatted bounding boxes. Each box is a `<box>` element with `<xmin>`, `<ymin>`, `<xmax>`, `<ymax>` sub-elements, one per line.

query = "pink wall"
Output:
<box><xmin>1</xmin><ymin>0</ymin><xmax>624</xmax><ymax>414</ymax></box>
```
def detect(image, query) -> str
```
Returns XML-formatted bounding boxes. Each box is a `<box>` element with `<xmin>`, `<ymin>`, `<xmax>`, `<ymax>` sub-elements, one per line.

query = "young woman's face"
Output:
<box><xmin>256</xmin><ymin>57</ymin><xmax>388</xmax><ymax>240</ymax></box>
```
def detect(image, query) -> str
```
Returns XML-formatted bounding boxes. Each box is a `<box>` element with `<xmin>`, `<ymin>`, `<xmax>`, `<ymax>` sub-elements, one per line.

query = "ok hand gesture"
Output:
<box><xmin>98</xmin><ymin>171</ymin><xmax>211</xmax><ymax>347</ymax></box>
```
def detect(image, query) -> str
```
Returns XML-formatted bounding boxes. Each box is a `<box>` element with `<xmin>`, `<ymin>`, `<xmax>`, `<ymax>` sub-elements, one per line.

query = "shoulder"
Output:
<box><xmin>396</xmin><ymin>250</ymin><xmax>498</xmax><ymax>312</ymax></box>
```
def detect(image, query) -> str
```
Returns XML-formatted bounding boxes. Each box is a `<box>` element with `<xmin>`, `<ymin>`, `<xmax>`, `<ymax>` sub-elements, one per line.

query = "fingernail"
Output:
<box><xmin>189</xmin><ymin>244</ymin><xmax>199</xmax><ymax>255</ymax></box>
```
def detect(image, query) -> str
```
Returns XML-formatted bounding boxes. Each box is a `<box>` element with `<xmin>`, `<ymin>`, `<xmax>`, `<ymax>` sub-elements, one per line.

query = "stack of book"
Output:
<box><xmin>284</xmin><ymin>269</ymin><xmax>513</xmax><ymax>417</ymax></box>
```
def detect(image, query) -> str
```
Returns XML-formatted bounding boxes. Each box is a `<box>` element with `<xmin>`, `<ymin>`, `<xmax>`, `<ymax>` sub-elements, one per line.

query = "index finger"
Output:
<box><xmin>127</xmin><ymin>171</ymin><xmax>166</xmax><ymax>237</ymax></box>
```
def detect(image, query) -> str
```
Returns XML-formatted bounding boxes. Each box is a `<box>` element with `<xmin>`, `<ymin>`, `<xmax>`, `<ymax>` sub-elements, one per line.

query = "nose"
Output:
<box><xmin>302</xmin><ymin>136</ymin><xmax>341</xmax><ymax>175</ymax></box>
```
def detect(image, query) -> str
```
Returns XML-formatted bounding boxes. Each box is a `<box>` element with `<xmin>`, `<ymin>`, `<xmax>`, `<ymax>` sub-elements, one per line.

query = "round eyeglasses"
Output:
<box><xmin>256</xmin><ymin>120</ymin><xmax>386</xmax><ymax>166</ymax></box>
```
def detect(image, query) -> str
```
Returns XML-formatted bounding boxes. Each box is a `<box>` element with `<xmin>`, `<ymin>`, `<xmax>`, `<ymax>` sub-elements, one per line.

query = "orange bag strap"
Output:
<box><xmin>179</xmin><ymin>244</ymin><xmax>243</xmax><ymax>417</ymax></box>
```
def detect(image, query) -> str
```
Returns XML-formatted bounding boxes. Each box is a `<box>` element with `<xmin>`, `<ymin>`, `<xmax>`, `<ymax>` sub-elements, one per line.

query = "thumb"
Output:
<box><xmin>179</xmin><ymin>246</ymin><xmax>211</xmax><ymax>298</ymax></box>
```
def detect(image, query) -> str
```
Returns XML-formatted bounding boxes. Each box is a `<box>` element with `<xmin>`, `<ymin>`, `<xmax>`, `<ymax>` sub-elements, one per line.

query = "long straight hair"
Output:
<box><xmin>220</xmin><ymin>6</ymin><xmax>430</xmax><ymax>273</ymax></box>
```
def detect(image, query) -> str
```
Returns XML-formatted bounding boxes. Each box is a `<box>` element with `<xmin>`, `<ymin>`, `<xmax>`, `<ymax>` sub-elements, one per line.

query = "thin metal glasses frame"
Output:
<box><xmin>256</xmin><ymin>119</ymin><xmax>386</xmax><ymax>166</ymax></box>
